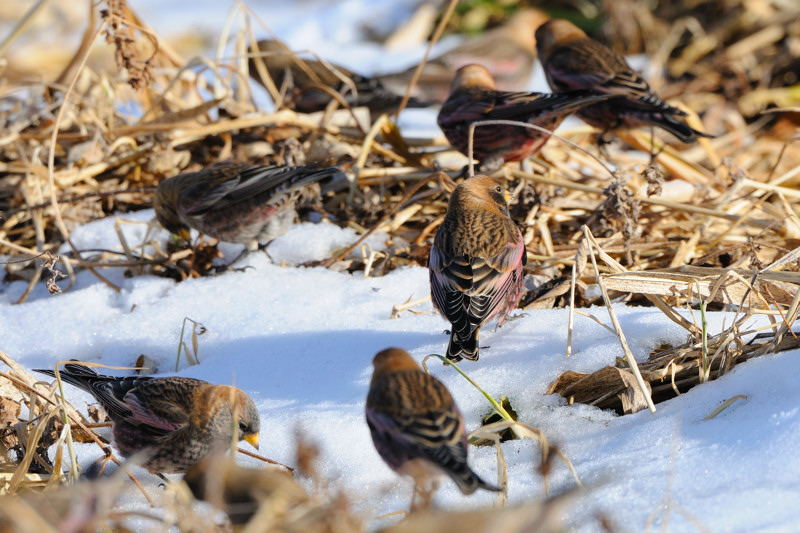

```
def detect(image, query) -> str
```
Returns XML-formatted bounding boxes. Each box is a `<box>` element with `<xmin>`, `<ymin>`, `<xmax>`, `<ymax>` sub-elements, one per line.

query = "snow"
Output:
<box><xmin>2</xmin><ymin>1</ymin><xmax>799</xmax><ymax>531</ymax></box>
<box><xmin>3</xmin><ymin>209</ymin><xmax>800</xmax><ymax>531</ymax></box>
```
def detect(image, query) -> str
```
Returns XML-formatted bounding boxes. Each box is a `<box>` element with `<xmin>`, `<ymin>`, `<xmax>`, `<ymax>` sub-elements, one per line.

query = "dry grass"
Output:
<box><xmin>1</xmin><ymin>0</ymin><xmax>799</xmax><ymax>530</ymax></box>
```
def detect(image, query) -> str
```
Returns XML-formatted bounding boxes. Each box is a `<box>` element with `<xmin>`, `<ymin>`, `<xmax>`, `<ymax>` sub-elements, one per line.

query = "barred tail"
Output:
<box><xmin>449</xmin><ymin>465</ymin><xmax>502</xmax><ymax>495</ymax></box>
<box><xmin>33</xmin><ymin>363</ymin><xmax>99</xmax><ymax>392</ymax></box>
<box><xmin>653</xmin><ymin>113</ymin><xmax>714</xmax><ymax>143</ymax></box>
<box><xmin>447</xmin><ymin>328</ymin><xmax>480</xmax><ymax>362</ymax></box>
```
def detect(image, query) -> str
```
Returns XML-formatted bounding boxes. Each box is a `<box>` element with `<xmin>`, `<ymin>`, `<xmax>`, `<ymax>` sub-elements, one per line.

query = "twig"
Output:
<box><xmin>45</xmin><ymin>18</ymin><xmax>121</xmax><ymax>293</ymax></box>
<box><xmin>394</xmin><ymin>0</ymin><xmax>458</xmax><ymax>117</ymax></box>
<box><xmin>236</xmin><ymin>447</ymin><xmax>295</xmax><ymax>473</ymax></box>
<box><xmin>319</xmin><ymin>173</ymin><xmax>436</xmax><ymax>267</ymax></box>
<box><xmin>582</xmin><ymin>225</ymin><xmax>656</xmax><ymax>413</ymax></box>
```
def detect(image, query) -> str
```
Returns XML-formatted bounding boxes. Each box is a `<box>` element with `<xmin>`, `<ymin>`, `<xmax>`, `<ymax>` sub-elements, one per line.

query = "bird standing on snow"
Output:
<box><xmin>437</xmin><ymin>64</ymin><xmax>610</xmax><ymax>170</ymax></box>
<box><xmin>429</xmin><ymin>176</ymin><xmax>526</xmax><ymax>362</ymax></box>
<box><xmin>154</xmin><ymin>161</ymin><xmax>340</xmax><ymax>248</ymax></box>
<box><xmin>365</xmin><ymin>347</ymin><xmax>500</xmax><ymax>498</ymax></box>
<box><xmin>35</xmin><ymin>364</ymin><xmax>260</xmax><ymax>474</ymax></box>
<box><xmin>535</xmin><ymin>18</ymin><xmax>711</xmax><ymax>143</ymax></box>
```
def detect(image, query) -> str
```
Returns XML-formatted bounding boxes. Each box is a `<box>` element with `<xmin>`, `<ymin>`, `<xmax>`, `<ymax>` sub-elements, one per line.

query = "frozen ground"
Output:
<box><xmin>2</xmin><ymin>0</ymin><xmax>798</xmax><ymax>530</ymax></box>
<box><xmin>1</xmin><ymin>211</ymin><xmax>799</xmax><ymax>531</ymax></box>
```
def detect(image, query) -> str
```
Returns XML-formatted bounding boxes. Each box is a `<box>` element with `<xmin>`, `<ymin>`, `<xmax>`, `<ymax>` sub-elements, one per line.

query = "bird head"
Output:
<box><xmin>153</xmin><ymin>180</ymin><xmax>191</xmax><ymax>240</ymax></box>
<box><xmin>535</xmin><ymin>19</ymin><xmax>588</xmax><ymax>61</ymax></box>
<box><xmin>209</xmin><ymin>386</ymin><xmax>261</xmax><ymax>450</ymax></box>
<box><xmin>453</xmin><ymin>175</ymin><xmax>512</xmax><ymax>218</ymax></box>
<box><xmin>451</xmin><ymin>64</ymin><xmax>496</xmax><ymax>91</ymax></box>
<box><xmin>370</xmin><ymin>348</ymin><xmax>421</xmax><ymax>383</ymax></box>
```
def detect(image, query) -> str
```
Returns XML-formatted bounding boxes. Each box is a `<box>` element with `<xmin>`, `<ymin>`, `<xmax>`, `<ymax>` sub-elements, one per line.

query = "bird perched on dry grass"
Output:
<box><xmin>535</xmin><ymin>18</ymin><xmax>711</xmax><ymax>143</ymax></box>
<box><xmin>154</xmin><ymin>161</ymin><xmax>340</xmax><ymax>248</ymax></box>
<box><xmin>429</xmin><ymin>175</ymin><xmax>526</xmax><ymax>362</ymax></box>
<box><xmin>35</xmin><ymin>364</ymin><xmax>260</xmax><ymax>474</ymax></box>
<box><xmin>249</xmin><ymin>39</ymin><xmax>429</xmax><ymax>119</ymax></box>
<box><xmin>437</xmin><ymin>64</ymin><xmax>610</xmax><ymax>170</ymax></box>
<box><xmin>366</xmin><ymin>348</ymin><xmax>500</xmax><ymax>502</ymax></box>
<box><xmin>378</xmin><ymin>8</ymin><xmax>550</xmax><ymax>103</ymax></box>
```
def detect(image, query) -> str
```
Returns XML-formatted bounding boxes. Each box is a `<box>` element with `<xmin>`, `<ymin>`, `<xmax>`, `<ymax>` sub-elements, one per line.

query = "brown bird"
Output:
<box><xmin>429</xmin><ymin>176</ymin><xmax>526</xmax><ymax>362</ymax></box>
<box><xmin>249</xmin><ymin>39</ymin><xmax>429</xmax><ymax>118</ymax></box>
<box><xmin>154</xmin><ymin>161</ymin><xmax>340</xmax><ymax>248</ymax></box>
<box><xmin>437</xmin><ymin>63</ymin><xmax>609</xmax><ymax>170</ymax></box>
<box><xmin>378</xmin><ymin>8</ymin><xmax>550</xmax><ymax>103</ymax></box>
<box><xmin>365</xmin><ymin>348</ymin><xmax>500</xmax><ymax>496</ymax></box>
<box><xmin>535</xmin><ymin>18</ymin><xmax>711</xmax><ymax>143</ymax></box>
<box><xmin>35</xmin><ymin>364</ymin><xmax>260</xmax><ymax>474</ymax></box>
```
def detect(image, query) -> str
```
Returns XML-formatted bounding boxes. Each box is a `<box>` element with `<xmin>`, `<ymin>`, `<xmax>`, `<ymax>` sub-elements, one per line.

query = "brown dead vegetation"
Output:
<box><xmin>0</xmin><ymin>0</ymin><xmax>799</xmax><ymax>530</ymax></box>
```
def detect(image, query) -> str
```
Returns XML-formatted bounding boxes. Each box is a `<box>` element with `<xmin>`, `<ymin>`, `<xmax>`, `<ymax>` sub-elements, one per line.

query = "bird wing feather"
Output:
<box><xmin>430</xmin><ymin>226</ymin><xmax>525</xmax><ymax>327</ymax></box>
<box><xmin>368</xmin><ymin>407</ymin><xmax>467</xmax><ymax>465</ymax></box>
<box><xmin>181</xmin><ymin>164</ymin><xmax>338</xmax><ymax>216</ymax></box>
<box><xmin>546</xmin><ymin>41</ymin><xmax>657</xmax><ymax>101</ymax></box>
<box><xmin>437</xmin><ymin>90</ymin><xmax>499</xmax><ymax>125</ymax></box>
<box><xmin>123</xmin><ymin>378</ymin><xmax>205</xmax><ymax>430</ymax></box>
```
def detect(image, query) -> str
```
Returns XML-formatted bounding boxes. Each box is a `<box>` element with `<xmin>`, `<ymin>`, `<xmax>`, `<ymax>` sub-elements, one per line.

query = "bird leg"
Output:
<box><xmin>257</xmin><ymin>241</ymin><xmax>277</xmax><ymax>264</ymax></box>
<box><xmin>212</xmin><ymin>242</ymin><xmax>267</xmax><ymax>275</ymax></box>
<box><xmin>214</xmin><ymin>248</ymin><xmax>254</xmax><ymax>274</ymax></box>
<box><xmin>89</xmin><ymin>446</ymin><xmax>116</xmax><ymax>476</ymax></box>
<box><xmin>409</xmin><ymin>475</ymin><xmax>439</xmax><ymax>512</ymax></box>
<box><xmin>597</xmin><ymin>133</ymin><xmax>614</xmax><ymax>160</ymax></box>
<box><xmin>646</xmin><ymin>126</ymin><xmax>666</xmax><ymax>164</ymax></box>
<box><xmin>477</xmin><ymin>154</ymin><xmax>505</xmax><ymax>174</ymax></box>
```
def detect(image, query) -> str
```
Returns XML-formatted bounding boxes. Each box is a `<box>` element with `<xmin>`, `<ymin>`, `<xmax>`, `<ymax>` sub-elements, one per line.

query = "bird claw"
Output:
<box><xmin>496</xmin><ymin>312</ymin><xmax>528</xmax><ymax>329</ymax></box>
<box><xmin>211</xmin><ymin>263</ymin><xmax>254</xmax><ymax>276</ymax></box>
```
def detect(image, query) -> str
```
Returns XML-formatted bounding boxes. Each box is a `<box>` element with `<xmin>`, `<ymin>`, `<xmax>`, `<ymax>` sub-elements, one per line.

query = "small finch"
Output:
<box><xmin>249</xmin><ymin>39</ymin><xmax>429</xmax><ymax>118</ymax></box>
<box><xmin>437</xmin><ymin>63</ymin><xmax>610</xmax><ymax>169</ymax></box>
<box><xmin>35</xmin><ymin>364</ymin><xmax>260</xmax><ymax>474</ymax></box>
<box><xmin>365</xmin><ymin>348</ymin><xmax>500</xmax><ymax>495</ymax></box>
<box><xmin>378</xmin><ymin>8</ymin><xmax>549</xmax><ymax>103</ymax></box>
<box><xmin>429</xmin><ymin>175</ymin><xmax>526</xmax><ymax>362</ymax></box>
<box><xmin>535</xmin><ymin>18</ymin><xmax>711</xmax><ymax>143</ymax></box>
<box><xmin>154</xmin><ymin>161</ymin><xmax>340</xmax><ymax>247</ymax></box>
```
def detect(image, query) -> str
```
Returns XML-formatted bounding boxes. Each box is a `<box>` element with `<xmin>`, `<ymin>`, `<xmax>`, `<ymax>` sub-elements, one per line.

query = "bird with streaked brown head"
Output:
<box><xmin>428</xmin><ymin>176</ymin><xmax>526</xmax><ymax>362</ymax></box>
<box><xmin>35</xmin><ymin>364</ymin><xmax>260</xmax><ymax>474</ymax></box>
<box><xmin>365</xmin><ymin>347</ymin><xmax>500</xmax><ymax>496</ymax></box>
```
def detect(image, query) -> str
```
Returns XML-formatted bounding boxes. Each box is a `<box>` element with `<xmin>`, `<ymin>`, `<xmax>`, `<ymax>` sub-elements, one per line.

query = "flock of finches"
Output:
<box><xmin>33</xmin><ymin>13</ymin><xmax>712</xmax><ymax>515</ymax></box>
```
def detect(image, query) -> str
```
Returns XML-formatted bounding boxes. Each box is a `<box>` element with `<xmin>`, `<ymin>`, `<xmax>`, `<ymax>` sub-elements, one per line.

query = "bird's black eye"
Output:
<box><xmin>239</xmin><ymin>422</ymin><xmax>248</xmax><ymax>432</ymax></box>
<box><xmin>494</xmin><ymin>185</ymin><xmax>503</xmax><ymax>193</ymax></box>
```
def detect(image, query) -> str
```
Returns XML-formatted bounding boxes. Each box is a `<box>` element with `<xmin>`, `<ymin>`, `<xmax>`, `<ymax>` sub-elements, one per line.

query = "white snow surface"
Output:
<box><xmin>2</xmin><ymin>210</ymin><xmax>800</xmax><ymax>531</ymax></box>
<box><xmin>2</xmin><ymin>1</ymin><xmax>799</xmax><ymax>530</ymax></box>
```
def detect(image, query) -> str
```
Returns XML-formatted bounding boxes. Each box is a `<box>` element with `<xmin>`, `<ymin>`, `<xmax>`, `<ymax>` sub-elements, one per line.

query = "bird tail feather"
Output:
<box><xmin>34</xmin><ymin>363</ymin><xmax>99</xmax><ymax>391</ymax></box>
<box><xmin>653</xmin><ymin>114</ymin><xmax>714</xmax><ymax>143</ymax></box>
<box><xmin>450</xmin><ymin>467</ymin><xmax>502</xmax><ymax>495</ymax></box>
<box><xmin>447</xmin><ymin>329</ymin><xmax>479</xmax><ymax>362</ymax></box>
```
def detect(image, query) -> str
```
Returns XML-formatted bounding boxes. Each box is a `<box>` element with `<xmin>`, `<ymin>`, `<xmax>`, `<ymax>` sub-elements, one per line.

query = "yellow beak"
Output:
<box><xmin>243</xmin><ymin>432</ymin><xmax>260</xmax><ymax>450</ymax></box>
